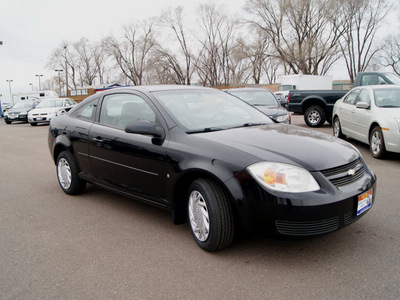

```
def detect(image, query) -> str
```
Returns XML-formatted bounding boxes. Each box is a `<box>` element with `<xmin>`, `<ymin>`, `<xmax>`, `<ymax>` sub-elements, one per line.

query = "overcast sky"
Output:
<box><xmin>1</xmin><ymin>0</ymin><xmax>399</xmax><ymax>100</ymax></box>
<box><xmin>0</xmin><ymin>0</ymin><xmax>245</xmax><ymax>98</ymax></box>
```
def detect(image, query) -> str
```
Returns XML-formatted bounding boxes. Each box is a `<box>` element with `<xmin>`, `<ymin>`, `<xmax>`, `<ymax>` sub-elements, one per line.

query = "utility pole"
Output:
<box><xmin>6</xmin><ymin>80</ymin><xmax>13</xmax><ymax>93</ymax></box>
<box><xmin>55</xmin><ymin>69</ymin><xmax>63</xmax><ymax>96</ymax></box>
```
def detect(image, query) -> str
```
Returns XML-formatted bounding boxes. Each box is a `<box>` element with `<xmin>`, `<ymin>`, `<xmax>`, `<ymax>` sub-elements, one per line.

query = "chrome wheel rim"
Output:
<box><xmin>188</xmin><ymin>190</ymin><xmax>210</xmax><ymax>242</ymax></box>
<box><xmin>57</xmin><ymin>158</ymin><xmax>72</xmax><ymax>190</ymax></box>
<box><xmin>333</xmin><ymin>120</ymin><xmax>340</xmax><ymax>137</ymax></box>
<box><xmin>307</xmin><ymin>110</ymin><xmax>320</xmax><ymax>125</ymax></box>
<box><xmin>371</xmin><ymin>131</ymin><xmax>382</xmax><ymax>155</ymax></box>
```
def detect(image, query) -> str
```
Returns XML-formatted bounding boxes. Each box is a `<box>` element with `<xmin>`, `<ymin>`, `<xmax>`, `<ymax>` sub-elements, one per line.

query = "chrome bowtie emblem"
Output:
<box><xmin>348</xmin><ymin>169</ymin><xmax>356</xmax><ymax>176</ymax></box>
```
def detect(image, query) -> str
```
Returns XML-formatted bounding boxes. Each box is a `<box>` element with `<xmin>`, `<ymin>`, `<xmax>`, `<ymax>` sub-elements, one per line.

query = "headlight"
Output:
<box><xmin>276</xmin><ymin>114</ymin><xmax>289</xmax><ymax>122</ymax></box>
<box><xmin>247</xmin><ymin>162</ymin><xmax>320</xmax><ymax>193</ymax></box>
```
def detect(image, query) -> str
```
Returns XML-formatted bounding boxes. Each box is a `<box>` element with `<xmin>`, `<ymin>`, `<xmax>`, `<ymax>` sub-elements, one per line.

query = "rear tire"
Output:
<box><xmin>187</xmin><ymin>178</ymin><xmax>234</xmax><ymax>252</ymax></box>
<box><xmin>304</xmin><ymin>105</ymin><xmax>326</xmax><ymax>127</ymax></box>
<box><xmin>56</xmin><ymin>151</ymin><xmax>86</xmax><ymax>195</ymax></box>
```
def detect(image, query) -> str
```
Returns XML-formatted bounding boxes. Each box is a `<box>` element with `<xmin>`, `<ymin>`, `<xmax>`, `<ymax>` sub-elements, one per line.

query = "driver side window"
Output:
<box><xmin>99</xmin><ymin>94</ymin><xmax>156</xmax><ymax>130</ymax></box>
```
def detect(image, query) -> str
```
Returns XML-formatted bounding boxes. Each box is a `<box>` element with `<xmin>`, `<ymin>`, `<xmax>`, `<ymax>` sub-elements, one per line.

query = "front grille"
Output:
<box><xmin>275</xmin><ymin>217</ymin><xmax>339</xmax><ymax>236</ymax></box>
<box><xmin>320</xmin><ymin>158</ymin><xmax>365</xmax><ymax>188</ymax></box>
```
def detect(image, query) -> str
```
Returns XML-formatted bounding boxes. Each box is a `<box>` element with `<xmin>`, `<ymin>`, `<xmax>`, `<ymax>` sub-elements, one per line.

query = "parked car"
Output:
<box><xmin>49</xmin><ymin>85</ymin><xmax>376</xmax><ymax>252</ymax></box>
<box><xmin>225</xmin><ymin>88</ymin><xmax>291</xmax><ymax>124</ymax></box>
<box><xmin>28</xmin><ymin>98</ymin><xmax>77</xmax><ymax>126</ymax></box>
<box><xmin>3</xmin><ymin>101</ymin><xmax>37</xmax><ymax>124</ymax></box>
<box><xmin>333</xmin><ymin>85</ymin><xmax>400</xmax><ymax>158</ymax></box>
<box><xmin>289</xmin><ymin>71</ymin><xmax>400</xmax><ymax>127</ymax></box>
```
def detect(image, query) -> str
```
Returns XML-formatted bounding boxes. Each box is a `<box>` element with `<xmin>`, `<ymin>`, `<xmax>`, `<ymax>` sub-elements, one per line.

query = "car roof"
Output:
<box><xmin>108</xmin><ymin>85</ymin><xmax>218</xmax><ymax>93</ymax></box>
<box><xmin>226</xmin><ymin>87</ymin><xmax>272</xmax><ymax>92</ymax></box>
<box><xmin>355</xmin><ymin>85</ymin><xmax>400</xmax><ymax>90</ymax></box>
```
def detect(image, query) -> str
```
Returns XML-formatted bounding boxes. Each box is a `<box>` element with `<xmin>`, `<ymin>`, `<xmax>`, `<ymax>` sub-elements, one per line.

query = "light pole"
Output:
<box><xmin>35</xmin><ymin>75</ymin><xmax>43</xmax><ymax>91</ymax></box>
<box><xmin>55</xmin><ymin>69</ymin><xmax>63</xmax><ymax>96</ymax></box>
<box><xmin>6</xmin><ymin>80</ymin><xmax>13</xmax><ymax>93</ymax></box>
<box><xmin>64</xmin><ymin>45</ymin><xmax>69</xmax><ymax>97</ymax></box>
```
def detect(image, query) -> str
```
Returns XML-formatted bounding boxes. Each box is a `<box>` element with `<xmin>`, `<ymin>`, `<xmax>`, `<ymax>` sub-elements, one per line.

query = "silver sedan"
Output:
<box><xmin>332</xmin><ymin>85</ymin><xmax>400</xmax><ymax>158</ymax></box>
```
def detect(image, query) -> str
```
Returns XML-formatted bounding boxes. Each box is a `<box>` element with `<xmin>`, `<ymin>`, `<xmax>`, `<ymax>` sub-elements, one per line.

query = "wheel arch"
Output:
<box><xmin>171</xmin><ymin>169</ymin><xmax>239</xmax><ymax>225</ymax></box>
<box><xmin>301</xmin><ymin>97</ymin><xmax>327</xmax><ymax>113</ymax></box>
<box><xmin>368</xmin><ymin>122</ymin><xmax>381</xmax><ymax>145</ymax></box>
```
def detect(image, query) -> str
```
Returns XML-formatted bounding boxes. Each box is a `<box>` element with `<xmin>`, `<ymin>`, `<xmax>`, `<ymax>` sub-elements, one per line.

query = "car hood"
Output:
<box><xmin>254</xmin><ymin>106</ymin><xmax>287</xmax><ymax>117</ymax></box>
<box><xmin>196</xmin><ymin>124</ymin><xmax>359</xmax><ymax>171</ymax></box>
<box><xmin>7</xmin><ymin>108</ymin><xmax>30</xmax><ymax>114</ymax></box>
<box><xmin>29</xmin><ymin>107</ymin><xmax>60</xmax><ymax>114</ymax></box>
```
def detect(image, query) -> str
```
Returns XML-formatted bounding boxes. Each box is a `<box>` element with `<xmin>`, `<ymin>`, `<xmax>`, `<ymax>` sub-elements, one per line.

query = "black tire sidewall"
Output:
<box><xmin>187</xmin><ymin>179</ymin><xmax>234</xmax><ymax>252</ymax></box>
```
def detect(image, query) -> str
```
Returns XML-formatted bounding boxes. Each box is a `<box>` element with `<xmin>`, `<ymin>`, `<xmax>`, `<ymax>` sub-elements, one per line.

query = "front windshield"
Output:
<box><xmin>374</xmin><ymin>88</ymin><xmax>400</xmax><ymax>107</ymax></box>
<box><xmin>153</xmin><ymin>89</ymin><xmax>273</xmax><ymax>132</ymax></box>
<box><xmin>384</xmin><ymin>73</ymin><xmax>400</xmax><ymax>85</ymax></box>
<box><xmin>36</xmin><ymin>99</ymin><xmax>64</xmax><ymax>108</ymax></box>
<box><xmin>229</xmin><ymin>90</ymin><xmax>279</xmax><ymax>107</ymax></box>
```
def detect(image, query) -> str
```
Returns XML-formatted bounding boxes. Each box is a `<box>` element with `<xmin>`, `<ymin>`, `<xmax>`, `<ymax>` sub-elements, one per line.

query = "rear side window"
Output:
<box><xmin>361</xmin><ymin>75</ymin><xmax>387</xmax><ymax>86</ymax></box>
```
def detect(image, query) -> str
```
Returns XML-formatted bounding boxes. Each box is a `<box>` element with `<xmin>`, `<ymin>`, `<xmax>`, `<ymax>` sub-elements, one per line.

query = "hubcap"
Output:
<box><xmin>334</xmin><ymin>120</ymin><xmax>340</xmax><ymax>137</ymax></box>
<box><xmin>307</xmin><ymin>110</ymin><xmax>320</xmax><ymax>125</ymax></box>
<box><xmin>371</xmin><ymin>131</ymin><xmax>382</xmax><ymax>155</ymax></box>
<box><xmin>57</xmin><ymin>158</ymin><xmax>72</xmax><ymax>189</ymax></box>
<box><xmin>188</xmin><ymin>190</ymin><xmax>210</xmax><ymax>242</ymax></box>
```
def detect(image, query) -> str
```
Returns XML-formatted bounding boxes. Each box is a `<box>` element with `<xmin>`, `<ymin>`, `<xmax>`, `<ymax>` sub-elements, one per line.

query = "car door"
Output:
<box><xmin>337</xmin><ymin>89</ymin><xmax>360</xmax><ymax>137</ymax></box>
<box><xmin>88</xmin><ymin>91</ymin><xmax>169</xmax><ymax>207</ymax></box>
<box><xmin>351</xmin><ymin>88</ymin><xmax>372</xmax><ymax>143</ymax></box>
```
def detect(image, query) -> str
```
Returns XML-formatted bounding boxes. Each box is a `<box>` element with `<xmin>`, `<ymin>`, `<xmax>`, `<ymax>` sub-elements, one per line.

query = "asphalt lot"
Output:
<box><xmin>1</xmin><ymin>114</ymin><xmax>400</xmax><ymax>299</ymax></box>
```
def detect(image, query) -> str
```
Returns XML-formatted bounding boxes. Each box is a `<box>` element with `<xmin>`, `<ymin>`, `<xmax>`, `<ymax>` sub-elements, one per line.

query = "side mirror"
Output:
<box><xmin>356</xmin><ymin>102</ymin><xmax>369</xmax><ymax>109</ymax></box>
<box><xmin>125</xmin><ymin>119</ymin><xmax>165</xmax><ymax>139</ymax></box>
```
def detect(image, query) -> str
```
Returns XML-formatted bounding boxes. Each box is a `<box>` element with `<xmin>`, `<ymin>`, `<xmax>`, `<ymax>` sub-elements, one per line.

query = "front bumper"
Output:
<box><xmin>233</xmin><ymin>164</ymin><xmax>377</xmax><ymax>237</ymax></box>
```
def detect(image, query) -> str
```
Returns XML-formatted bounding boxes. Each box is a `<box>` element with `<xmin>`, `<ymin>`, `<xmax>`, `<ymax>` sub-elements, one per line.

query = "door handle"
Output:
<box><xmin>92</xmin><ymin>137</ymin><xmax>103</xmax><ymax>146</ymax></box>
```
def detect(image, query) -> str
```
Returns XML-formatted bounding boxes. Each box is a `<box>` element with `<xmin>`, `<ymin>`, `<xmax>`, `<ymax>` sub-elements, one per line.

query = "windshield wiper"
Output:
<box><xmin>228</xmin><ymin>123</ymin><xmax>266</xmax><ymax>129</ymax></box>
<box><xmin>187</xmin><ymin>127</ymin><xmax>226</xmax><ymax>134</ymax></box>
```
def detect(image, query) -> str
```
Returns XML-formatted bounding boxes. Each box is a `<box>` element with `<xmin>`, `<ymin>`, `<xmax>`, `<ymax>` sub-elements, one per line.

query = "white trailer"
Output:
<box><xmin>275</xmin><ymin>75</ymin><xmax>333</xmax><ymax>100</ymax></box>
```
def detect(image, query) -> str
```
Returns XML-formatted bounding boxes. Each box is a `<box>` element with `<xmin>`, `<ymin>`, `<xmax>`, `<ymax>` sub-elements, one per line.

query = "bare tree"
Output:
<box><xmin>105</xmin><ymin>19</ymin><xmax>157</xmax><ymax>85</ymax></box>
<box><xmin>245</xmin><ymin>0</ymin><xmax>343</xmax><ymax>75</ymax></box>
<box><xmin>379</xmin><ymin>35</ymin><xmax>400</xmax><ymax>76</ymax></box>
<box><xmin>334</xmin><ymin>0</ymin><xmax>392</xmax><ymax>82</ymax></box>
<box><xmin>73</xmin><ymin>38</ymin><xmax>98</xmax><ymax>86</ymax></box>
<box><xmin>157</xmin><ymin>6</ymin><xmax>194</xmax><ymax>85</ymax></box>
<box><xmin>47</xmin><ymin>41</ymin><xmax>80</xmax><ymax>93</ymax></box>
<box><xmin>195</xmin><ymin>3</ymin><xmax>240</xmax><ymax>86</ymax></box>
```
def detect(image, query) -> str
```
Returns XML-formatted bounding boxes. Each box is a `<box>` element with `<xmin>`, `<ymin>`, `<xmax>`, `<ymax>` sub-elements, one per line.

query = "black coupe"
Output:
<box><xmin>48</xmin><ymin>85</ymin><xmax>376</xmax><ymax>251</ymax></box>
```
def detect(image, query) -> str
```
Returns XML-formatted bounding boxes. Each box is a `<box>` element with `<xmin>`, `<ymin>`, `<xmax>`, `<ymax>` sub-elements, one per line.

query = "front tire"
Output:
<box><xmin>56</xmin><ymin>151</ymin><xmax>86</xmax><ymax>195</ymax></box>
<box><xmin>333</xmin><ymin>117</ymin><xmax>345</xmax><ymax>139</ymax></box>
<box><xmin>370</xmin><ymin>126</ymin><xmax>386</xmax><ymax>159</ymax></box>
<box><xmin>187</xmin><ymin>178</ymin><xmax>234</xmax><ymax>252</ymax></box>
<box><xmin>30</xmin><ymin>122</ymin><xmax>37</xmax><ymax>126</ymax></box>
<box><xmin>304</xmin><ymin>105</ymin><xmax>326</xmax><ymax>127</ymax></box>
